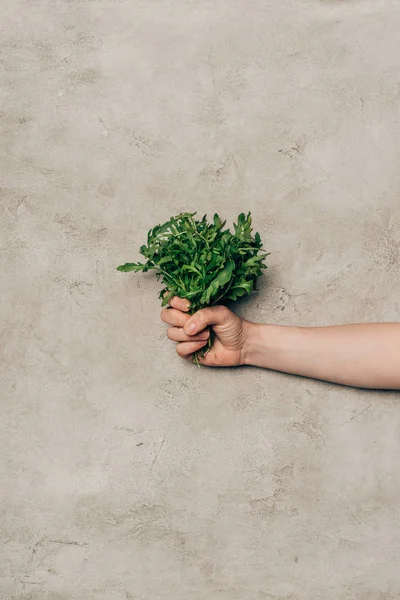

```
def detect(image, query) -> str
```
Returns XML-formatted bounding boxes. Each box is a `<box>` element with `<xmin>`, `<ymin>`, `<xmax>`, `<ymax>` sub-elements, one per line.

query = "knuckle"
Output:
<box><xmin>196</xmin><ymin>308</ymin><xmax>210</xmax><ymax>324</ymax></box>
<box><xmin>217</xmin><ymin>305</ymin><xmax>230</xmax><ymax>322</ymax></box>
<box><xmin>180</xmin><ymin>315</ymin><xmax>191</xmax><ymax>328</ymax></box>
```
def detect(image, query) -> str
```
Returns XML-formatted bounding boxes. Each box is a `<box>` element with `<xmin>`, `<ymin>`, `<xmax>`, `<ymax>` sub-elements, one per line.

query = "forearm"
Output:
<box><xmin>243</xmin><ymin>322</ymin><xmax>400</xmax><ymax>389</ymax></box>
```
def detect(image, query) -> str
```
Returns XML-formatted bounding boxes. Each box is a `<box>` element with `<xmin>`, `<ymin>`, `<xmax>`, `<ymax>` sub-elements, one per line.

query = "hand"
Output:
<box><xmin>161</xmin><ymin>297</ymin><xmax>250</xmax><ymax>367</ymax></box>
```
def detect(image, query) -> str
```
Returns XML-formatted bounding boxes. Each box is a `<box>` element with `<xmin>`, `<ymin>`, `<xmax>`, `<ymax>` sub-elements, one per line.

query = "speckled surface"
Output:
<box><xmin>1</xmin><ymin>1</ymin><xmax>400</xmax><ymax>598</ymax></box>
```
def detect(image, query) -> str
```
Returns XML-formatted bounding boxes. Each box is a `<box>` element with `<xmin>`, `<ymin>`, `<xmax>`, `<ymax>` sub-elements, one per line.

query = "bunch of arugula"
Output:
<box><xmin>117</xmin><ymin>212</ymin><xmax>268</xmax><ymax>360</ymax></box>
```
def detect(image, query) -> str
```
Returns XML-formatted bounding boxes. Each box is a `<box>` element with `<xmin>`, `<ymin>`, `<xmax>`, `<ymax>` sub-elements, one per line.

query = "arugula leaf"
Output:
<box><xmin>117</xmin><ymin>212</ymin><xmax>268</xmax><ymax>360</ymax></box>
<box><xmin>216</xmin><ymin>258</ymin><xmax>235</xmax><ymax>287</ymax></box>
<box><xmin>117</xmin><ymin>262</ymin><xmax>147</xmax><ymax>272</ymax></box>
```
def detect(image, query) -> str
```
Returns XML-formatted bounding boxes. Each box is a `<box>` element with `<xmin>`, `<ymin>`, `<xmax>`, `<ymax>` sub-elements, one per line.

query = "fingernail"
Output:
<box><xmin>183</xmin><ymin>300</ymin><xmax>190</xmax><ymax>311</ymax></box>
<box><xmin>200</xmin><ymin>330</ymin><xmax>210</xmax><ymax>339</ymax></box>
<box><xmin>185</xmin><ymin>321</ymin><xmax>196</xmax><ymax>334</ymax></box>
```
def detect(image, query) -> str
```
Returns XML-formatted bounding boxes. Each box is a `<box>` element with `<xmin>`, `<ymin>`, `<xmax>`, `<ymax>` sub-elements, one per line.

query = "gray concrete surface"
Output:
<box><xmin>1</xmin><ymin>0</ymin><xmax>400</xmax><ymax>598</ymax></box>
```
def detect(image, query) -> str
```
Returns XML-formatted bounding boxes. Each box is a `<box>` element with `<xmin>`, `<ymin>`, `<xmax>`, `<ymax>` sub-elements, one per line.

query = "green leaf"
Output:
<box><xmin>226</xmin><ymin>281</ymin><xmax>254</xmax><ymax>300</ymax></box>
<box><xmin>161</xmin><ymin>290</ymin><xmax>175</xmax><ymax>306</ymax></box>
<box><xmin>216</xmin><ymin>258</ymin><xmax>235</xmax><ymax>287</ymax></box>
<box><xmin>225</xmin><ymin>286</ymin><xmax>247</xmax><ymax>301</ymax></box>
<box><xmin>117</xmin><ymin>262</ymin><xmax>147</xmax><ymax>272</ymax></box>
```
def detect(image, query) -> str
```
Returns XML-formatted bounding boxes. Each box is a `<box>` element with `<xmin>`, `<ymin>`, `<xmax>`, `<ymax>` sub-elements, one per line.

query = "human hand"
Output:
<box><xmin>161</xmin><ymin>297</ymin><xmax>251</xmax><ymax>367</ymax></box>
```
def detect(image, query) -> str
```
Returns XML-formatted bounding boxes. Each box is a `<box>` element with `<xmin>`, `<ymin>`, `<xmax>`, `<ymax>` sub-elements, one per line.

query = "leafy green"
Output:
<box><xmin>117</xmin><ymin>212</ymin><xmax>269</xmax><ymax>360</ymax></box>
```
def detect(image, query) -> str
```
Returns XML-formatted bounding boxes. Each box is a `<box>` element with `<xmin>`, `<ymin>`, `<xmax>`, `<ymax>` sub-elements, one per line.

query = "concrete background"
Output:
<box><xmin>1</xmin><ymin>1</ymin><xmax>400</xmax><ymax>598</ymax></box>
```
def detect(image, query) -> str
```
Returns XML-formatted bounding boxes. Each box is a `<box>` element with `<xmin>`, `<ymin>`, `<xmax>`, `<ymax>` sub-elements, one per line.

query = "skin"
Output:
<box><xmin>161</xmin><ymin>297</ymin><xmax>400</xmax><ymax>390</ymax></box>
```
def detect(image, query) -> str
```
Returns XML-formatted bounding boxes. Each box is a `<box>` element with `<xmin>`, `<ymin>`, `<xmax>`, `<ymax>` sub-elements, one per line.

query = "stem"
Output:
<box><xmin>193</xmin><ymin>328</ymin><xmax>215</xmax><ymax>366</ymax></box>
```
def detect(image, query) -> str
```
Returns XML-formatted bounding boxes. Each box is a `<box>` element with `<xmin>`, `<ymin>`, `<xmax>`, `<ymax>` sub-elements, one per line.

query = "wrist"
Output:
<box><xmin>242</xmin><ymin>322</ymin><xmax>273</xmax><ymax>367</ymax></box>
<box><xmin>242</xmin><ymin>322</ymin><xmax>299</xmax><ymax>369</ymax></box>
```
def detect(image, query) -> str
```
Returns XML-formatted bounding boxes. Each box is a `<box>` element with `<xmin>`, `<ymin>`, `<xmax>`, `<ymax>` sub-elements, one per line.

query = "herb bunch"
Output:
<box><xmin>117</xmin><ymin>212</ymin><xmax>268</xmax><ymax>359</ymax></box>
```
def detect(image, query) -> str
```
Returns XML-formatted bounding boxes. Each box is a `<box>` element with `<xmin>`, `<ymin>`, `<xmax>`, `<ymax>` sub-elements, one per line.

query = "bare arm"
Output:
<box><xmin>243</xmin><ymin>322</ymin><xmax>400</xmax><ymax>389</ymax></box>
<box><xmin>162</xmin><ymin>298</ymin><xmax>400</xmax><ymax>390</ymax></box>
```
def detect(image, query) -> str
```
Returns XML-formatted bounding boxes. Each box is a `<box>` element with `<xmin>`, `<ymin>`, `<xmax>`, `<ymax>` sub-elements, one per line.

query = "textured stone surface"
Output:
<box><xmin>1</xmin><ymin>1</ymin><xmax>400</xmax><ymax>598</ymax></box>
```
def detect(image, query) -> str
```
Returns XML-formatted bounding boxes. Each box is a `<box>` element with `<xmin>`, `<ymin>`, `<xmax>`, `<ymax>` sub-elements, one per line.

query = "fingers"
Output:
<box><xmin>170</xmin><ymin>296</ymin><xmax>190</xmax><ymax>312</ymax></box>
<box><xmin>176</xmin><ymin>340</ymin><xmax>207</xmax><ymax>358</ymax></box>
<box><xmin>162</xmin><ymin>293</ymin><xmax>191</xmax><ymax>312</ymax></box>
<box><xmin>167</xmin><ymin>327</ymin><xmax>209</xmax><ymax>343</ymax></box>
<box><xmin>160</xmin><ymin>295</ymin><xmax>191</xmax><ymax>327</ymax></box>
<box><xmin>161</xmin><ymin>307</ymin><xmax>191</xmax><ymax>328</ymax></box>
<box><xmin>183</xmin><ymin>305</ymin><xmax>231</xmax><ymax>336</ymax></box>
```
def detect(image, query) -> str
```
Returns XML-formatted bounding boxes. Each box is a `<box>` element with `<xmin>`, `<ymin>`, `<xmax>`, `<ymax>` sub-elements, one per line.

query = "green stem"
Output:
<box><xmin>193</xmin><ymin>328</ymin><xmax>215</xmax><ymax>366</ymax></box>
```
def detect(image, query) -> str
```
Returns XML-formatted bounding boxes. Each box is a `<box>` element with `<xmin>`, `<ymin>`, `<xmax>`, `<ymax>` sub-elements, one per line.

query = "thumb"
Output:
<box><xmin>183</xmin><ymin>306</ymin><xmax>230</xmax><ymax>335</ymax></box>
